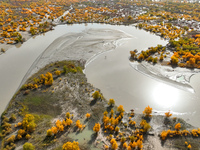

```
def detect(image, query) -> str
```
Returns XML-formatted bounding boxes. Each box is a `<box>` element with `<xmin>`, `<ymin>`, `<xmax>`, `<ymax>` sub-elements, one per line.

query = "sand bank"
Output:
<box><xmin>19</xmin><ymin>28</ymin><xmax>132</xmax><ymax>87</ymax></box>
<box><xmin>130</xmin><ymin>60</ymin><xmax>199</xmax><ymax>93</ymax></box>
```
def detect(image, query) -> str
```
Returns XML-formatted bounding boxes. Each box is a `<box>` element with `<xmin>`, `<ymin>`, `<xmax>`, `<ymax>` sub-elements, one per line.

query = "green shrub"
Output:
<box><xmin>92</xmin><ymin>91</ymin><xmax>101</xmax><ymax>99</ymax></box>
<box><xmin>23</xmin><ymin>142</ymin><xmax>35</xmax><ymax>150</ymax></box>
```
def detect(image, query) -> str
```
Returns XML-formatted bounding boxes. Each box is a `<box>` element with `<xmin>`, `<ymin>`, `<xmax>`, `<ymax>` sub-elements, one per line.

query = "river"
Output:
<box><xmin>0</xmin><ymin>23</ymin><xmax>199</xmax><ymax>127</ymax></box>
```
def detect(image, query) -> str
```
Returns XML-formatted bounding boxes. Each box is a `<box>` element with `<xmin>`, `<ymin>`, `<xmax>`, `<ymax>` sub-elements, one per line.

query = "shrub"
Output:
<box><xmin>63</xmin><ymin>65</ymin><xmax>68</xmax><ymax>74</ymax></box>
<box><xmin>23</xmin><ymin>142</ymin><xmax>35</xmax><ymax>150</ymax></box>
<box><xmin>165</xmin><ymin>111</ymin><xmax>172</xmax><ymax>117</ymax></box>
<box><xmin>6</xmin><ymin>135</ymin><xmax>15</xmax><ymax>143</ymax></box>
<box><xmin>93</xmin><ymin>123</ymin><xmax>101</xmax><ymax>133</ymax></box>
<box><xmin>54</xmin><ymin>70</ymin><xmax>61</xmax><ymax>76</ymax></box>
<box><xmin>10</xmin><ymin>113</ymin><xmax>16</xmax><ymax>121</ymax></box>
<box><xmin>86</xmin><ymin>113</ymin><xmax>91</xmax><ymax>119</ymax></box>
<box><xmin>22</xmin><ymin>114</ymin><xmax>36</xmax><ymax>132</ymax></box>
<box><xmin>108</xmin><ymin>99</ymin><xmax>115</xmax><ymax>106</ymax></box>
<box><xmin>92</xmin><ymin>91</ymin><xmax>101</xmax><ymax>99</ymax></box>
<box><xmin>47</xmin><ymin>129</ymin><xmax>53</xmax><ymax>137</ymax></box>
<box><xmin>1</xmin><ymin>48</ymin><xmax>5</xmax><ymax>52</ymax></box>
<box><xmin>143</xmin><ymin>105</ymin><xmax>152</xmax><ymax>117</ymax></box>
<box><xmin>25</xmin><ymin>134</ymin><xmax>31</xmax><ymax>139</ymax></box>
<box><xmin>152</xmin><ymin>57</ymin><xmax>158</xmax><ymax>63</ymax></box>
<box><xmin>117</xmin><ymin>105</ymin><xmax>125</xmax><ymax>113</ymax></box>
<box><xmin>66</xmin><ymin>112</ymin><xmax>70</xmax><ymax>119</ymax></box>
<box><xmin>175</xmin><ymin>123</ymin><xmax>181</xmax><ymax>131</ymax></box>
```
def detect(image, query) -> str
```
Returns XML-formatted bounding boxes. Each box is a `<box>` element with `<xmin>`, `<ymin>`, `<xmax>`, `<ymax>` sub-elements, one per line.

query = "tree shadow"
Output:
<box><xmin>143</xmin><ymin>133</ymin><xmax>149</xmax><ymax>141</ymax></box>
<box><xmin>106</xmin><ymin>105</ymin><xmax>113</xmax><ymax>112</ymax></box>
<box><xmin>84</xmin><ymin>118</ymin><xmax>88</xmax><ymax>124</ymax></box>
<box><xmin>90</xmin><ymin>99</ymin><xmax>97</xmax><ymax>106</ymax></box>
<box><xmin>161</xmin><ymin>138</ymin><xmax>166</xmax><ymax>146</ymax></box>
<box><xmin>142</xmin><ymin>116</ymin><xmax>151</xmax><ymax>123</ymax></box>
<box><xmin>75</xmin><ymin>129</ymin><xmax>81</xmax><ymax>135</ymax></box>
<box><xmin>73</xmin><ymin>126</ymin><xmax>78</xmax><ymax>132</ymax></box>
<box><xmin>164</xmin><ymin>117</ymin><xmax>171</xmax><ymax>125</ymax></box>
<box><xmin>88</xmin><ymin>133</ymin><xmax>98</xmax><ymax>145</ymax></box>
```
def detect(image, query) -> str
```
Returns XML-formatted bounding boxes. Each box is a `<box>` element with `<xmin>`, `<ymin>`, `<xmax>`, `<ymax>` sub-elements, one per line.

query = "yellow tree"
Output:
<box><xmin>175</xmin><ymin>123</ymin><xmax>181</xmax><ymax>131</ymax></box>
<box><xmin>117</xmin><ymin>105</ymin><xmax>125</xmax><ymax>113</ymax></box>
<box><xmin>65</xmin><ymin>118</ymin><xmax>73</xmax><ymax>126</ymax></box>
<box><xmin>92</xmin><ymin>91</ymin><xmax>101</xmax><ymax>99</ymax></box>
<box><xmin>47</xmin><ymin>129</ymin><xmax>52</xmax><ymax>137</ymax></box>
<box><xmin>86</xmin><ymin>113</ymin><xmax>91</xmax><ymax>119</ymax></box>
<box><xmin>143</xmin><ymin>105</ymin><xmax>152</xmax><ymax>117</ymax></box>
<box><xmin>165</xmin><ymin>111</ymin><xmax>172</xmax><ymax>118</ymax></box>
<box><xmin>108</xmin><ymin>99</ymin><xmax>115</xmax><ymax>106</ymax></box>
<box><xmin>93</xmin><ymin>123</ymin><xmax>101</xmax><ymax>133</ymax></box>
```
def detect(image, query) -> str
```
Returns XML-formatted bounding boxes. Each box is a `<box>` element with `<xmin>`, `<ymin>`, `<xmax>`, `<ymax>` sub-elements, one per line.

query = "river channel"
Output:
<box><xmin>0</xmin><ymin>23</ymin><xmax>200</xmax><ymax>127</ymax></box>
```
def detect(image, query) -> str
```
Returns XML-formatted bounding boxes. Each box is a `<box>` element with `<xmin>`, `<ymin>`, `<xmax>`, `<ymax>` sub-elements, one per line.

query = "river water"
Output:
<box><xmin>0</xmin><ymin>23</ymin><xmax>199</xmax><ymax>127</ymax></box>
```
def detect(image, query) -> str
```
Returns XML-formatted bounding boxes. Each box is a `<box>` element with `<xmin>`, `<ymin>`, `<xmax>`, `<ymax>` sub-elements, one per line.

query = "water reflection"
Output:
<box><xmin>152</xmin><ymin>83</ymin><xmax>180</xmax><ymax>108</ymax></box>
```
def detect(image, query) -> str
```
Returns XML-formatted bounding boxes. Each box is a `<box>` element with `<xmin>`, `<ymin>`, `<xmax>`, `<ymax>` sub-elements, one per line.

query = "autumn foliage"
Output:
<box><xmin>143</xmin><ymin>105</ymin><xmax>152</xmax><ymax>117</ymax></box>
<box><xmin>93</xmin><ymin>123</ymin><xmax>101</xmax><ymax>133</ymax></box>
<box><xmin>165</xmin><ymin>111</ymin><xmax>172</xmax><ymax>118</ymax></box>
<box><xmin>62</xmin><ymin>141</ymin><xmax>80</xmax><ymax>150</ymax></box>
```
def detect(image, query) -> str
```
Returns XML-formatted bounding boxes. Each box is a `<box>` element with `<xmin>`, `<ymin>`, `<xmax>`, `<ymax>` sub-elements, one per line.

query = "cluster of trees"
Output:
<box><xmin>96</xmin><ymin>105</ymin><xmax>153</xmax><ymax>150</ymax></box>
<box><xmin>102</xmin><ymin>106</ymin><xmax>124</xmax><ymax>134</ymax></box>
<box><xmin>21</xmin><ymin>63</ymin><xmax>82</xmax><ymax>95</ymax></box>
<box><xmin>134</xmin><ymin>0</ymin><xmax>200</xmax><ymax>22</ymax></box>
<box><xmin>160</xmin><ymin>122</ymin><xmax>200</xmax><ymax>149</ymax></box>
<box><xmin>130</xmin><ymin>36</ymin><xmax>200</xmax><ymax>69</ymax></box>
<box><xmin>137</xmin><ymin>22</ymin><xmax>185</xmax><ymax>40</ymax></box>
<box><xmin>60</xmin><ymin>6</ymin><xmax>123</xmax><ymax>24</ymax></box>
<box><xmin>46</xmin><ymin>112</ymin><xmax>73</xmax><ymax>137</ymax></box>
<box><xmin>2</xmin><ymin>114</ymin><xmax>36</xmax><ymax>150</ymax></box>
<box><xmin>169</xmin><ymin>38</ymin><xmax>200</xmax><ymax>68</ymax></box>
<box><xmin>21</xmin><ymin>71</ymin><xmax>53</xmax><ymax>92</ymax></box>
<box><xmin>0</xmin><ymin>1</ymin><xmax>63</xmax><ymax>45</ymax></box>
<box><xmin>46</xmin><ymin>111</ymin><xmax>89</xmax><ymax>138</ymax></box>
<box><xmin>130</xmin><ymin>45</ymin><xmax>166</xmax><ymax>64</ymax></box>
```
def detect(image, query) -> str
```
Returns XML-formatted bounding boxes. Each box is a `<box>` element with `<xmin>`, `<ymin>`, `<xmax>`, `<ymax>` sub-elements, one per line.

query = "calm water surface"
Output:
<box><xmin>0</xmin><ymin>23</ymin><xmax>199</xmax><ymax>127</ymax></box>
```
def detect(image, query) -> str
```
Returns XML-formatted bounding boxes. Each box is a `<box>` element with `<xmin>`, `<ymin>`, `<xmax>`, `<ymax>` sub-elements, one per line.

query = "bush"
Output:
<box><xmin>92</xmin><ymin>91</ymin><xmax>101</xmax><ymax>99</ymax></box>
<box><xmin>23</xmin><ymin>142</ymin><xmax>35</xmax><ymax>150</ymax></box>
<box><xmin>63</xmin><ymin>65</ymin><xmax>68</xmax><ymax>74</ymax></box>
<box><xmin>22</xmin><ymin>114</ymin><xmax>36</xmax><ymax>132</ymax></box>
<box><xmin>6</xmin><ymin>135</ymin><xmax>15</xmax><ymax>143</ymax></box>
<box><xmin>1</xmin><ymin>48</ymin><xmax>5</xmax><ymax>53</ymax></box>
<box><xmin>152</xmin><ymin>57</ymin><xmax>158</xmax><ymax>63</ymax></box>
<box><xmin>46</xmin><ymin>129</ymin><xmax>52</xmax><ymax>137</ymax></box>
<box><xmin>108</xmin><ymin>99</ymin><xmax>115</xmax><ymax>106</ymax></box>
